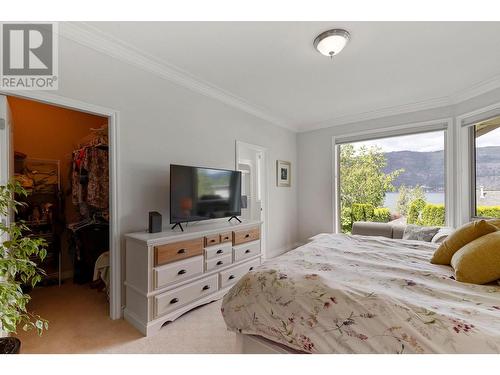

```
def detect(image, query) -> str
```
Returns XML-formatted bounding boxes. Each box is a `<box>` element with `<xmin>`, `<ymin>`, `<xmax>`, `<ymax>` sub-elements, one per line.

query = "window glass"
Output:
<box><xmin>474</xmin><ymin>117</ymin><xmax>500</xmax><ymax>218</ymax></box>
<box><xmin>338</xmin><ymin>131</ymin><xmax>445</xmax><ymax>233</ymax></box>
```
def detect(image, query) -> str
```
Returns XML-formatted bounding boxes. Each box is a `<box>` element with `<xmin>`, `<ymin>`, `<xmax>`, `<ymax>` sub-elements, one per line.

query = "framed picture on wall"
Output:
<box><xmin>276</xmin><ymin>160</ymin><xmax>291</xmax><ymax>187</ymax></box>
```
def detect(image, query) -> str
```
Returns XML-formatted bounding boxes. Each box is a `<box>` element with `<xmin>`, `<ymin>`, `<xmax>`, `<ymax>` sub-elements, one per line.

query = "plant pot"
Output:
<box><xmin>0</xmin><ymin>337</ymin><xmax>21</xmax><ymax>354</ymax></box>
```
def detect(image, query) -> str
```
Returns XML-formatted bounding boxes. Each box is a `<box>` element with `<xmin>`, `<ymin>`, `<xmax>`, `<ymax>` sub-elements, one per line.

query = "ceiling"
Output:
<box><xmin>83</xmin><ymin>22</ymin><xmax>500</xmax><ymax>132</ymax></box>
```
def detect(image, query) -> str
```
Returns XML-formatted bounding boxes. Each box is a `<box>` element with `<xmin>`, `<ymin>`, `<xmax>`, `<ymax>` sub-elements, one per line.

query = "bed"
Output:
<box><xmin>221</xmin><ymin>233</ymin><xmax>500</xmax><ymax>353</ymax></box>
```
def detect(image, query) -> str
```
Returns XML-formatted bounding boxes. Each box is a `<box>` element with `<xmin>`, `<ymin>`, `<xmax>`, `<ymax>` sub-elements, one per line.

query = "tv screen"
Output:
<box><xmin>170</xmin><ymin>164</ymin><xmax>241</xmax><ymax>224</ymax></box>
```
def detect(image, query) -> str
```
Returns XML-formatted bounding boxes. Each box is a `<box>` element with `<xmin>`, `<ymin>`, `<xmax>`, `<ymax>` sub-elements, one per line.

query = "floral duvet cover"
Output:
<box><xmin>221</xmin><ymin>234</ymin><xmax>500</xmax><ymax>353</ymax></box>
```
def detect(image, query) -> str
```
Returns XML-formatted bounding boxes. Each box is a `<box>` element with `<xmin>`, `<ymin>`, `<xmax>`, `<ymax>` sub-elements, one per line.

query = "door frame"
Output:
<box><xmin>0</xmin><ymin>90</ymin><xmax>121</xmax><ymax>320</ymax></box>
<box><xmin>235</xmin><ymin>140</ymin><xmax>268</xmax><ymax>259</ymax></box>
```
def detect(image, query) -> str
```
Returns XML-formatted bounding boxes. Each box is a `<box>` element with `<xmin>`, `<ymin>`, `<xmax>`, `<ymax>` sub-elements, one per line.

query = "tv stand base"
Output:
<box><xmin>171</xmin><ymin>222</ymin><xmax>184</xmax><ymax>232</ymax></box>
<box><xmin>228</xmin><ymin>216</ymin><xmax>242</xmax><ymax>223</ymax></box>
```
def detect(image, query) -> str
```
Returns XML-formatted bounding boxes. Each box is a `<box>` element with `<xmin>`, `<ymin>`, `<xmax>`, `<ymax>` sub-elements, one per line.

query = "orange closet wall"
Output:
<box><xmin>8</xmin><ymin>96</ymin><xmax>107</xmax><ymax>274</ymax></box>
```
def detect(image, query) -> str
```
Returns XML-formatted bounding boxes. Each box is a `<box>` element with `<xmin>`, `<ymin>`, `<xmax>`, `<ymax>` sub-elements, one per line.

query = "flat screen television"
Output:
<box><xmin>170</xmin><ymin>164</ymin><xmax>241</xmax><ymax>226</ymax></box>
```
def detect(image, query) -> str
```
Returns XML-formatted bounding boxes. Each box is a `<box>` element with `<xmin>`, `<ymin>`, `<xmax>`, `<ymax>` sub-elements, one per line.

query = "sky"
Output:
<box><xmin>353</xmin><ymin>128</ymin><xmax>500</xmax><ymax>152</ymax></box>
<box><xmin>476</xmin><ymin>127</ymin><xmax>500</xmax><ymax>148</ymax></box>
<box><xmin>353</xmin><ymin>131</ymin><xmax>445</xmax><ymax>152</ymax></box>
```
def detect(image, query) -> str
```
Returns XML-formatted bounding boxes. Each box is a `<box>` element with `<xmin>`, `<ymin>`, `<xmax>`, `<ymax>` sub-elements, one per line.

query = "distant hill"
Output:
<box><xmin>383</xmin><ymin>146</ymin><xmax>500</xmax><ymax>191</ymax></box>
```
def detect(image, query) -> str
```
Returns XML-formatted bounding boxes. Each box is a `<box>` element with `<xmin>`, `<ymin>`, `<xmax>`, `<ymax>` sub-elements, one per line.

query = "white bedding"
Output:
<box><xmin>221</xmin><ymin>234</ymin><xmax>500</xmax><ymax>353</ymax></box>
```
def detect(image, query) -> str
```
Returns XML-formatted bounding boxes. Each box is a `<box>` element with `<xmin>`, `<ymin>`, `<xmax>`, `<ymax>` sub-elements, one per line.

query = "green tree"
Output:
<box><xmin>396</xmin><ymin>185</ymin><xmax>425</xmax><ymax>216</ymax></box>
<box><xmin>339</xmin><ymin>144</ymin><xmax>403</xmax><ymax>232</ymax></box>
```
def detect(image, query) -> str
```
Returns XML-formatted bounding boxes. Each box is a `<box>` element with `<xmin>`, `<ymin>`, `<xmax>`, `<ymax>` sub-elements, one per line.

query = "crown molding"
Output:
<box><xmin>450</xmin><ymin>73</ymin><xmax>500</xmax><ymax>104</ymax></box>
<box><xmin>297</xmin><ymin>96</ymin><xmax>452</xmax><ymax>132</ymax></box>
<box><xmin>59</xmin><ymin>22</ymin><xmax>295</xmax><ymax>131</ymax></box>
<box><xmin>58</xmin><ymin>22</ymin><xmax>500</xmax><ymax>135</ymax></box>
<box><xmin>297</xmin><ymin>73</ymin><xmax>500</xmax><ymax>132</ymax></box>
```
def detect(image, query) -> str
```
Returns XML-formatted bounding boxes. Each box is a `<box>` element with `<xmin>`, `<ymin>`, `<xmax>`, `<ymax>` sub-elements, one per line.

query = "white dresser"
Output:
<box><xmin>124</xmin><ymin>220</ymin><xmax>262</xmax><ymax>336</ymax></box>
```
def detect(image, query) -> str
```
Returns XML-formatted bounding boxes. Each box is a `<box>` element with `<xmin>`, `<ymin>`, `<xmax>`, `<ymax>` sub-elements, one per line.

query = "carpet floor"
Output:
<box><xmin>17</xmin><ymin>281</ymin><xmax>239</xmax><ymax>354</ymax></box>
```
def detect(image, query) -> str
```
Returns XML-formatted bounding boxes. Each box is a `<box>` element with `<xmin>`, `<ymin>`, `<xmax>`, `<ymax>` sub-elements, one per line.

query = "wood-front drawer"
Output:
<box><xmin>220</xmin><ymin>232</ymin><xmax>232</xmax><ymax>243</ymax></box>
<box><xmin>205</xmin><ymin>253</ymin><xmax>232</xmax><ymax>272</ymax></box>
<box><xmin>205</xmin><ymin>243</ymin><xmax>232</xmax><ymax>259</ymax></box>
<box><xmin>205</xmin><ymin>234</ymin><xmax>220</xmax><ymax>247</ymax></box>
<box><xmin>154</xmin><ymin>274</ymin><xmax>218</xmax><ymax>318</ymax></box>
<box><xmin>232</xmin><ymin>227</ymin><xmax>260</xmax><ymax>245</ymax></box>
<box><xmin>154</xmin><ymin>238</ymin><xmax>203</xmax><ymax>266</ymax></box>
<box><xmin>154</xmin><ymin>256</ymin><xmax>203</xmax><ymax>289</ymax></box>
<box><xmin>219</xmin><ymin>258</ymin><xmax>261</xmax><ymax>289</ymax></box>
<box><xmin>233</xmin><ymin>240</ymin><xmax>261</xmax><ymax>262</ymax></box>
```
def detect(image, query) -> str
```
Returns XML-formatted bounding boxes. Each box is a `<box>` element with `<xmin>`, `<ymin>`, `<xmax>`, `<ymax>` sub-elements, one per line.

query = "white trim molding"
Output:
<box><xmin>56</xmin><ymin>23</ymin><xmax>500</xmax><ymax>135</ymax></box>
<box><xmin>59</xmin><ymin>22</ymin><xmax>291</xmax><ymax>131</ymax></box>
<box><xmin>302</xmin><ymin>97</ymin><xmax>451</xmax><ymax>133</ymax></box>
<box><xmin>0</xmin><ymin>90</ymin><xmax>122</xmax><ymax>321</ymax></box>
<box><xmin>455</xmin><ymin>100</ymin><xmax>500</xmax><ymax>226</ymax></box>
<box><xmin>298</xmin><ymin>74</ymin><xmax>500</xmax><ymax>132</ymax></box>
<box><xmin>451</xmin><ymin>74</ymin><xmax>500</xmax><ymax>104</ymax></box>
<box><xmin>235</xmin><ymin>141</ymin><xmax>269</xmax><ymax>259</ymax></box>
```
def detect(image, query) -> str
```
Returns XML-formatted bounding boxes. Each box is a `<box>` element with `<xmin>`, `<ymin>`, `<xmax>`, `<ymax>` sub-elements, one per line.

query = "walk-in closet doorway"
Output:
<box><xmin>0</xmin><ymin>91</ymin><xmax>120</xmax><ymax>321</ymax></box>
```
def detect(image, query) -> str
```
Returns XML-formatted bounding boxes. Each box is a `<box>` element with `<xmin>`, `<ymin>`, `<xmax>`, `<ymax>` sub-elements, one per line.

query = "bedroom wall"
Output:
<box><xmin>24</xmin><ymin>32</ymin><xmax>298</xmax><ymax>312</ymax></box>
<box><xmin>297</xmin><ymin>87</ymin><xmax>500</xmax><ymax>243</ymax></box>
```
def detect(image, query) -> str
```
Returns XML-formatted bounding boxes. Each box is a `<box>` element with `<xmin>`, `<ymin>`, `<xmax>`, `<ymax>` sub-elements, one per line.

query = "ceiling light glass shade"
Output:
<box><xmin>313</xmin><ymin>29</ymin><xmax>350</xmax><ymax>57</ymax></box>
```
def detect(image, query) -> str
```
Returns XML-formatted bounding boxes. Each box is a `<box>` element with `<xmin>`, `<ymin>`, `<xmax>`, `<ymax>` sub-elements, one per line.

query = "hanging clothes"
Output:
<box><xmin>71</xmin><ymin>152</ymin><xmax>86</xmax><ymax>205</ymax></box>
<box><xmin>86</xmin><ymin>147</ymin><xmax>109</xmax><ymax>209</ymax></box>
<box><xmin>71</xmin><ymin>145</ymin><xmax>109</xmax><ymax>210</ymax></box>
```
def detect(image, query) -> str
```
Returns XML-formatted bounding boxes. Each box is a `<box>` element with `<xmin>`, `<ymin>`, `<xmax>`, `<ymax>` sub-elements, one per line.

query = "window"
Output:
<box><xmin>472</xmin><ymin>116</ymin><xmax>500</xmax><ymax>219</ymax></box>
<box><xmin>337</xmin><ymin>130</ymin><xmax>446</xmax><ymax>233</ymax></box>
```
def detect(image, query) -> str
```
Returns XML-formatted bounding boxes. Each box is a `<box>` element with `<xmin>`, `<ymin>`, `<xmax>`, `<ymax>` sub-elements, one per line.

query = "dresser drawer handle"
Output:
<box><xmin>210</xmin><ymin>239</ymin><xmax>216</xmax><ymax>243</ymax></box>
<box><xmin>228</xmin><ymin>275</ymin><xmax>235</xmax><ymax>280</ymax></box>
<box><xmin>216</xmin><ymin>249</ymin><xmax>223</xmax><ymax>254</ymax></box>
<box><xmin>223</xmin><ymin>236</ymin><xmax>229</xmax><ymax>240</ymax></box>
<box><xmin>177</xmin><ymin>249</ymin><xmax>186</xmax><ymax>254</ymax></box>
<box><xmin>177</xmin><ymin>269</ymin><xmax>187</xmax><ymax>275</ymax></box>
<box><xmin>245</xmin><ymin>234</ymin><xmax>250</xmax><ymax>238</ymax></box>
<box><xmin>170</xmin><ymin>298</ymin><xmax>179</xmax><ymax>304</ymax></box>
<box><xmin>249</xmin><ymin>267</ymin><xmax>254</xmax><ymax>271</ymax></box>
<box><xmin>202</xmin><ymin>285</ymin><xmax>210</xmax><ymax>291</ymax></box>
<box><xmin>245</xmin><ymin>249</ymin><xmax>251</xmax><ymax>254</ymax></box>
<box><xmin>216</xmin><ymin>260</ymin><xmax>224</xmax><ymax>266</ymax></box>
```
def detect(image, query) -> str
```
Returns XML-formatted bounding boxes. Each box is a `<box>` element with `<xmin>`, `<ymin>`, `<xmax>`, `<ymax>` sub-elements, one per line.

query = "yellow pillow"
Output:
<box><xmin>430</xmin><ymin>220</ymin><xmax>498</xmax><ymax>265</ymax></box>
<box><xmin>451</xmin><ymin>231</ymin><xmax>500</xmax><ymax>284</ymax></box>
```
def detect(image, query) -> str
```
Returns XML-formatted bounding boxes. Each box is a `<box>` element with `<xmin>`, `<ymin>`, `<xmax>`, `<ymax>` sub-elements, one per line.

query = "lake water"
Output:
<box><xmin>383</xmin><ymin>192</ymin><xmax>445</xmax><ymax>211</ymax></box>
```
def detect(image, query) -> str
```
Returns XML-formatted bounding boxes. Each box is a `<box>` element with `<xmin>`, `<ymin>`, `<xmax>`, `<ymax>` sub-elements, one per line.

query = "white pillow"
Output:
<box><xmin>431</xmin><ymin>227</ymin><xmax>454</xmax><ymax>244</ymax></box>
<box><xmin>403</xmin><ymin>224</ymin><xmax>440</xmax><ymax>242</ymax></box>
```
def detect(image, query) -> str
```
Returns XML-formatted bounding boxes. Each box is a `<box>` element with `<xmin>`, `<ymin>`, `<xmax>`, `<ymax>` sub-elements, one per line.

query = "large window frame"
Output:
<box><xmin>457</xmin><ymin>103</ymin><xmax>500</xmax><ymax>223</ymax></box>
<box><xmin>332</xmin><ymin>118</ymin><xmax>454</xmax><ymax>233</ymax></box>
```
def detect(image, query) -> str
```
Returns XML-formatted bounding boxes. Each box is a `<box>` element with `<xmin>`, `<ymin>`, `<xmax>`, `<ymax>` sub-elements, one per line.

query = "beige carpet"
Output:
<box><xmin>17</xmin><ymin>281</ymin><xmax>239</xmax><ymax>354</ymax></box>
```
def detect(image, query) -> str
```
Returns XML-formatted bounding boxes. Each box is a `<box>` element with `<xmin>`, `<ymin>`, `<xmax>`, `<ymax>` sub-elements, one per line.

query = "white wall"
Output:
<box><xmin>297</xmin><ymin>88</ymin><xmax>500</xmax><ymax>242</ymax></box>
<box><xmin>34</xmin><ymin>35</ymin><xmax>298</xmax><ymax>309</ymax></box>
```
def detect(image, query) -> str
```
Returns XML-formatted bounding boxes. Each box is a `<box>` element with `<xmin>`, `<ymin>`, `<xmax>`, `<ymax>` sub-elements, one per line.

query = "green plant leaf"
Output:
<box><xmin>0</xmin><ymin>179</ymin><xmax>48</xmax><ymax>335</ymax></box>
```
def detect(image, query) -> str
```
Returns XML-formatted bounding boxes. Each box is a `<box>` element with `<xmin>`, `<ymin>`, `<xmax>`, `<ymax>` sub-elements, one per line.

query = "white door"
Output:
<box><xmin>236</xmin><ymin>141</ymin><xmax>268</xmax><ymax>258</ymax></box>
<box><xmin>0</xmin><ymin>95</ymin><xmax>13</xmax><ymax>224</ymax></box>
<box><xmin>0</xmin><ymin>95</ymin><xmax>12</xmax><ymax>337</ymax></box>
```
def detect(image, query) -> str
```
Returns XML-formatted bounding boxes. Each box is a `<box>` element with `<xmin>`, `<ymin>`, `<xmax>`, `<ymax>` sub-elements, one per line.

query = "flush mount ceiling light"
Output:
<box><xmin>313</xmin><ymin>29</ymin><xmax>350</xmax><ymax>58</ymax></box>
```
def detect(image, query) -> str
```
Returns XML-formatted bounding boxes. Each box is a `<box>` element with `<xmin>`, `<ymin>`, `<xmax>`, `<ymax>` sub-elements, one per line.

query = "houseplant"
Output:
<box><xmin>0</xmin><ymin>181</ymin><xmax>48</xmax><ymax>354</ymax></box>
